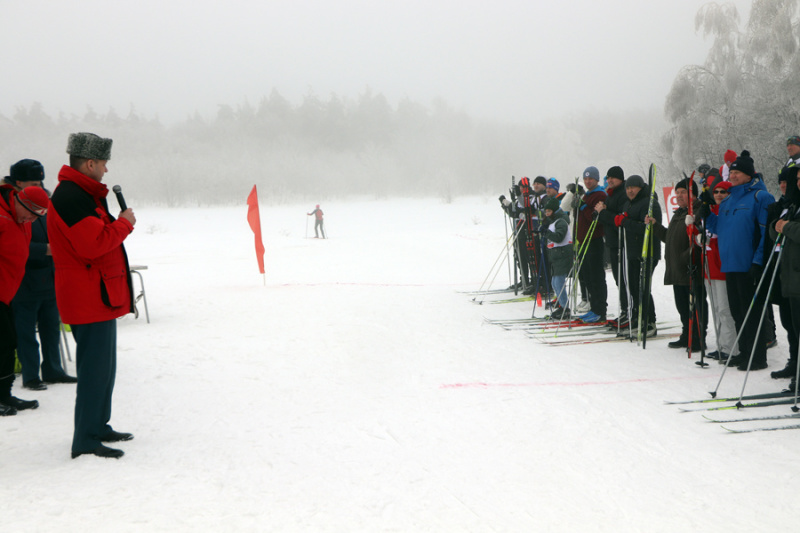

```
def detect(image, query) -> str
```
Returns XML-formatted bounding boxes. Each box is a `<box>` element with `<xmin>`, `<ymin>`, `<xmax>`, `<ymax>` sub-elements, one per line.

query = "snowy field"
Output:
<box><xmin>2</xmin><ymin>196</ymin><xmax>798</xmax><ymax>532</ymax></box>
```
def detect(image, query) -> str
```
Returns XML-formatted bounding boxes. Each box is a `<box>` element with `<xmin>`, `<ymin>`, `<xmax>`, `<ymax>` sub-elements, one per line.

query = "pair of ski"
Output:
<box><xmin>667</xmin><ymin>391</ymin><xmax>800</xmax><ymax>433</ymax></box>
<box><xmin>529</xmin><ymin>322</ymin><xmax>681</xmax><ymax>345</ymax></box>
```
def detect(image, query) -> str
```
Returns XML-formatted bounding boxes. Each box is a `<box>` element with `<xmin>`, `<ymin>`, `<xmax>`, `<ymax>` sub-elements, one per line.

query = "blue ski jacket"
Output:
<box><xmin>705</xmin><ymin>177</ymin><xmax>774</xmax><ymax>273</ymax></box>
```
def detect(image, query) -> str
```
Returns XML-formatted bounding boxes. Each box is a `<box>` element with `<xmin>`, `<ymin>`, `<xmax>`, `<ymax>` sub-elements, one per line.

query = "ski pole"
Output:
<box><xmin>472</xmin><ymin>223</ymin><xmax>525</xmax><ymax>301</ymax></box>
<box><xmin>710</xmin><ymin>235</ymin><xmax>782</xmax><ymax>397</ymax></box>
<box><xmin>734</xmin><ymin>247</ymin><xmax>784</xmax><ymax>407</ymax></box>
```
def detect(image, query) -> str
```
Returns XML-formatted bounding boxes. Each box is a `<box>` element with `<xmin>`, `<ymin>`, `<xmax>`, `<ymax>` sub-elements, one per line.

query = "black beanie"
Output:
<box><xmin>607</xmin><ymin>166</ymin><xmax>624</xmax><ymax>181</ymax></box>
<box><xmin>544</xmin><ymin>197</ymin><xmax>560</xmax><ymax>212</ymax></box>
<box><xmin>675</xmin><ymin>177</ymin><xmax>699</xmax><ymax>197</ymax></box>
<box><xmin>779</xmin><ymin>165</ymin><xmax>799</xmax><ymax>183</ymax></box>
<box><xmin>730</xmin><ymin>150</ymin><xmax>755</xmax><ymax>178</ymax></box>
<box><xmin>534</xmin><ymin>176</ymin><xmax>547</xmax><ymax>187</ymax></box>
<box><xmin>8</xmin><ymin>159</ymin><xmax>45</xmax><ymax>184</ymax></box>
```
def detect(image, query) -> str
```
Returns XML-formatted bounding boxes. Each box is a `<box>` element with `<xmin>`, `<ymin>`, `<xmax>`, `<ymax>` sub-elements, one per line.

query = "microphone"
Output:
<box><xmin>112</xmin><ymin>185</ymin><xmax>128</xmax><ymax>211</ymax></box>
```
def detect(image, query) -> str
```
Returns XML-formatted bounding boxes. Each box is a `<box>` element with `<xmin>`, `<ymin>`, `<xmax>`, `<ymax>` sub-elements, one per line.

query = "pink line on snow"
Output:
<box><xmin>440</xmin><ymin>376</ymin><xmax>706</xmax><ymax>389</ymax></box>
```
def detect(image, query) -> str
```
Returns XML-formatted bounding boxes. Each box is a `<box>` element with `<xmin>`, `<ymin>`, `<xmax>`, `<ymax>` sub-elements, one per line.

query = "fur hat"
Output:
<box><xmin>730</xmin><ymin>150</ymin><xmax>755</xmax><ymax>178</ymax></box>
<box><xmin>625</xmin><ymin>175</ymin><xmax>645</xmax><ymax>189</ymax></box>
<box><xmin>606</xmin><ymin>166</ymin><xmax>624</xmax><ymax>182</ymax></box>
<box><xmin>67</xmin><ymin>132</ymin><xmax>113</xmax><ymax>160</ymax></box>
<box><xmin>7</xmin><ymin>159</ymin><xmax>45</xmax><ymax>184</ymax></box>
<box><xmin>17</xmin><ymin>186</ymin><xmax>49</xmax><ymax>216</ymax></box>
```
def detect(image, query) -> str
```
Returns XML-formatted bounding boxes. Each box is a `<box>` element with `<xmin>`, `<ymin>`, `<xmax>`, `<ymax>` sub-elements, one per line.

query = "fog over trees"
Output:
<box><xmin>1</xmin><ymin>0</ymin><xmax>794</xmax><ymax>206</ymax></box>
<box><xmin>664</xmin><ymin>0</ymin><xmax>800</xmax><ymax>196</ymax></box>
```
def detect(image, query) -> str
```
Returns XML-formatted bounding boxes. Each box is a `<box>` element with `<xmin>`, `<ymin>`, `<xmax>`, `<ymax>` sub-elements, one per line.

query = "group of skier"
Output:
<box><xmin>498</xmin><ymin>135</ymin><xmax>800</xmax><ymax>392</ymax></box>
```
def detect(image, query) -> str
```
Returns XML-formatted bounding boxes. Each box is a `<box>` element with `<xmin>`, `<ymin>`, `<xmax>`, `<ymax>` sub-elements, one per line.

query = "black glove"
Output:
<box><xmin>699</xmin><ymin>189</ymin><xmax>713</xmax><ymax>205</ymax></box>
<box><xmin>697</xmin><ymin>202</ymin><xmax>711</xmax><ymax>219</ymax></box>
<box><xmin>748</xmin><ymin>264</ymin><xmax>763</xmax><ymax>284</ymax></box>
<box><xmin>499</xmin><ymin>195</ymin><xmax>506</xmax><ymax>203</ymax></box>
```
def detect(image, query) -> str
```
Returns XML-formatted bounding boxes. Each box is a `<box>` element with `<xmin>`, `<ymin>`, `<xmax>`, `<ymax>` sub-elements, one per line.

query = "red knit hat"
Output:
<box><xmin>17</xmin><ymin>186</ymin><xmax>49</xmax><ymax>216</ymax></box>
<box><xmin>713</xmin><ymin>181</ymin><xmax>732</xmax><ymax>192</ymax></box>
<box><xmin>723</xmin><ymin>150</ymin><xmax>737</xmax><ymax>164</ymax></box>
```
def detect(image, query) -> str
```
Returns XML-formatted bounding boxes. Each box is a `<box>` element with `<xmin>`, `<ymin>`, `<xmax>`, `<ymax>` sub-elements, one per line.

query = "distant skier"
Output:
<box><xmin>307</xmin><ymin>204</ymin><xmax>325</xmax><ymax>238</ymax></box>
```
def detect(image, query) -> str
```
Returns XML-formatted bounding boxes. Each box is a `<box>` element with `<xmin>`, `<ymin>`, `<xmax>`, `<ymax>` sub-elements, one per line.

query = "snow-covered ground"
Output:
<box><xmin>3</xmin><ymin>196</ymin><xmax>797</xmax><ymax>532</ymax></box>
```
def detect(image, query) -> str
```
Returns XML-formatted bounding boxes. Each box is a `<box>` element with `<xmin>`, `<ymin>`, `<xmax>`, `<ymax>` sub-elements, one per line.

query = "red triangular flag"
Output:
<box><xmin>246</xmin><ymin>185</ymin><xmax>265</xmax><ymax>274</ymax></box>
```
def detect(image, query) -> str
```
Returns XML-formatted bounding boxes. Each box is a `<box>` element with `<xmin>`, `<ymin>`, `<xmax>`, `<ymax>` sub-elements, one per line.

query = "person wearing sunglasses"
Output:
<box><xmin>698</xmin><ymin>181</ymin><xmax>739</xmax><ymax>363</ymax></box>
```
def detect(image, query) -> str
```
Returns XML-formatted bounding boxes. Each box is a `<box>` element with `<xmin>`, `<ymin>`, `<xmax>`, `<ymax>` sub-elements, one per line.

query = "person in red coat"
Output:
<box><xmin>48</xmin><ymin>132</ymin><xmax>137</xmax><ymax>459</ymax></box>
<box><xmin>0</xmin><ymin>184</ymin><xmax>49</xmax><ymax>416</ymax></box>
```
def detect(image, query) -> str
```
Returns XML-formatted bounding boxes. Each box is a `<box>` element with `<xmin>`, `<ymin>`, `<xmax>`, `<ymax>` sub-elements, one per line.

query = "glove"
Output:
<box><xmin>685</xmin><ymin>214</ymin><xmax>694</xmax><ymax>226</ymax></box>
<box><xmin>499</xmin><ymin>195</ymin><xmax>506</xmax><ymax>203</ymax></box>
<box><xmin>502</xmin><ymin>199</ymin><xmax>511</xmax><ymax>207</ymax></box>
<box><xmin>614</xmin><ymin>212</ymin><xmax>628</xmax><ymax>227</ymax></box>
<box><xmin>697</xmin><ymin>203</ymin><xmax>711</xmax><ymax>219</ymax></box>
<box><xmin>699</xmin><ymin>189</ymin><xmax>714</xmax><ymax>205</ymax></box>
<box><xmin>748</xmin><ymin>264</ymin><xmax>763</xmax><ymax>284</ymax></box>
<box><xmin>695</xmin><ymin>233</ymin><xmax>703</xmax><ymax>247</ymax></box>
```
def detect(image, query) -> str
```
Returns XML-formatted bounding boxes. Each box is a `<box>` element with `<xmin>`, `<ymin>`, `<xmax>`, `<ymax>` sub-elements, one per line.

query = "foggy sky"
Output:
<box><xmin>3</xmin><ymin>0</ymin><xmax>753</xmax><ymax>125</ymax></box>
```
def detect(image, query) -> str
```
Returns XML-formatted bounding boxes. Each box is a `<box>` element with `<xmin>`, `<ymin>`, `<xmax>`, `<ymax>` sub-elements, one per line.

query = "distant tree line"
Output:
<box><xmin>663</xmin><ymin>0</ymin><xmax>800</xmax><ymax>194</ymax></box>
<box><xmin>2</xmin><ymin>94</ymin><xmax>665</xmax><ymax>207</ymax></box>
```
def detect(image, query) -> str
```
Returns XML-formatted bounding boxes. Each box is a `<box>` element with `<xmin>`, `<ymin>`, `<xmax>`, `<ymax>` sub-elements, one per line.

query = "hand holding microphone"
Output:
<box><xmin>112</xmin><ymin>185</ymin><xmax>136</xmax><ymax>227</ymax></box>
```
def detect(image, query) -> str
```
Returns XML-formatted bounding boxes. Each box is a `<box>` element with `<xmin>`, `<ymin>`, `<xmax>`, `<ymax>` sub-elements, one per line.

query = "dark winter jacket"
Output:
<box><xmin>652</xmin><ymin>199</ymin><xmax>700</xmax><ymax>286</ymax></box>
<box><xmin>48</xmin><ymin>165</ymin><xmax>134</xmax><ymax>324</ymax></box>
<box><xmin>620</xmin><ymin>185</ymin><xmax>662</xmax><ymax>263</ymax></box>
<box><xmin>596</xmin><ymin>183</ymin><xmax>627</xmax><ymax>249</ymax></box>
<box><xmin>705</xmin><ymin>177</ymin><xmax>775</xmax><ymax>272</ymax></box>
<box><xmin>768</xmin><ymin>201</ymin><xmax>800</xmax><ymax>299</ymax></box>
<box><xmin>13</xmin><ymin>214</ymin><xmax>55</xmax><ymax>301</ymax></box>
<box><xmin>542</xmin><ymin>208</ymin><xmax>572</xmax><ymax>276</ymax></box>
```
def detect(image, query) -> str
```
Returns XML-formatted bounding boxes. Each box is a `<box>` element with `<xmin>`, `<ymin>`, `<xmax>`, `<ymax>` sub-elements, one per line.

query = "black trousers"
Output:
<box><xmin>673</xmin><ymin>283</ymin><xmax>708</xmax><ymax>345</ymax></box>
<box><xmin>726</xmin><ymin>272</ymin><xmax>768</xmax><ymax>366</ymax></box>
<box><xmin>0</xmin><ymin>302</ymin><xmax>17</xmax><ymax>398</ymax></box>
<box><xmin>627</xmin><ymin>258</ymin><xmax>658</xmax><ymax>326</ymax></box>
<box><xmin>609</xmin><ymin>245</ymin><xmax>628</xmax><ymax>314</ymax></box>
<box><xmin>579</xmin><ymin>238</ymin><xmax>607</xmax><ymax>317</ymax></box>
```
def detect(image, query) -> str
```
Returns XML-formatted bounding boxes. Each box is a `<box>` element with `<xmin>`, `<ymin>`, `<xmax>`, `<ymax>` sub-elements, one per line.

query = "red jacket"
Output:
<box><xmin>0</xmin><ymin>186</ymin><xmax>32</xmax><ymax>304</ymax></box>
<box><xmin>48</xmin><ymin>166</ymin><xmax>134</xmax><ymax>324</ymax></box>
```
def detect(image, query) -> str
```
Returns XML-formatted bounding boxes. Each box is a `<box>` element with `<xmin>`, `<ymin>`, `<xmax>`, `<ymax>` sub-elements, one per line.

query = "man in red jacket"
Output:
<box><xmin>0</xmin><ymin>184</ymin><xmax>49</xmax><ymax>415</ymax></box>
<box><xmin>49</xmin><ymin>132</ymin><xmax>137</xmax><ymax>459</ymax></box>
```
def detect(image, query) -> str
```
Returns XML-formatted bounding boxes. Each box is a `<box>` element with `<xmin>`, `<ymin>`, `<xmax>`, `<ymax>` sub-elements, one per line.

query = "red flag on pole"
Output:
<box><xmin>246</xmin><ymin>185</ymin><xmax>265</xmax><ymax>274</ymax></box>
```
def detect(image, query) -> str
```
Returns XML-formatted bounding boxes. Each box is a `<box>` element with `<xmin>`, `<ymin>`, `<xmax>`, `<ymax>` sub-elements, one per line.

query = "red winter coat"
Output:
<box><xmin>0</xmin><ymin>186</ymin><xmax>32</xmax><ymax>304</ymax></box>
<box><xmin>48</xmin><ymin>166</ymin><xmax>134</xmax><ymax>324</ymax></box>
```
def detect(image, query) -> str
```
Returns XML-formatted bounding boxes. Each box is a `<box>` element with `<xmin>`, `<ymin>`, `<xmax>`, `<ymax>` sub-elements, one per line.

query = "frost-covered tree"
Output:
<box><xmin>664</xmin><ymin>0</ymin><xmax>800</xmax><ymax>181</ymax></box>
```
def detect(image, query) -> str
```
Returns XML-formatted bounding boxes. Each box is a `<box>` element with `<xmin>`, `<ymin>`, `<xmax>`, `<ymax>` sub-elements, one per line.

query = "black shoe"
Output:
<box><xmin>102</xmin><ymin>430</ymin><xmax>134</xmax><ymax>443</ymax></box>
<box><xmin>784</xmin><ymin>381</ymin><xmax>798</xmax><ymax>394</ymax></box>
<box><xmin>0</xmin><ymin>404</ymin><xmax>17</xmax><ymax>416</ymax></box>
<box><xmin>0</xmin><ymin>396</ymin><xmax>39</xmax><ymax>411</ymax></box>
<box><xmin>668</xmin><ymin>338</ymin><xmax>688</xmax><ymax>349</ymax></box>
<box><xmin>766</xmin><ymin>338</ymin><xmax>778</xmax><ymax>349</ymax></box>
<box><xmin>726</xmin><ymin>355</ymin><xmax>747</xmax><ymax>367</ymax></box>
<box><xmin>43</xmin><ymin>374</ymin><xmax>78</xmax><ymax>384</ymax></box>
<box><xmin>706</xmin><ymin>350</ymin><xmax>720</xmax><ymax>359</ymax></box>
<box><xmin>738</xmin><ymin>360</ymin><xmax>768</xmax><ymax>371</ymax></box>
<box><xmin>550</xmin><ymin>306</ymin><xmax>570</xmax><ymax>320</ymax></box>
<box><xmin>23</xmin><ymin>379</ymin><xmax>47</xmax><ymax>391</ymax></box>
<box><xmin>771</xmin><ymin>362</ymin><xmax>797</xmax><ymax>379</ymax></box>
<box><xmin>71</xmin><ymin>445</ymin><xmax>124</xmax><ymax>459</ymax></box>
